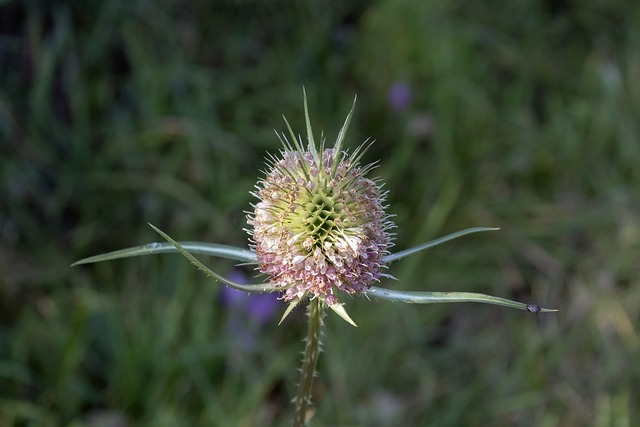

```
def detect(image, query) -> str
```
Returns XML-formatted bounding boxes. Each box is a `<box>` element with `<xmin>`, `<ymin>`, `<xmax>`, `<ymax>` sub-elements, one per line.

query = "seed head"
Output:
<box><xmin>247</xmin><ymin>102</ymin><xmax>394</xmax><ymax>307</ymax></box>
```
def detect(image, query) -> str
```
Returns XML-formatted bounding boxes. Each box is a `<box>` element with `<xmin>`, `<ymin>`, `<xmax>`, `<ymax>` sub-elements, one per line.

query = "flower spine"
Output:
<box><xmin>247</xmin><ymin>97</ymin><xmax>394</xmax><ymax>310</ymax></box>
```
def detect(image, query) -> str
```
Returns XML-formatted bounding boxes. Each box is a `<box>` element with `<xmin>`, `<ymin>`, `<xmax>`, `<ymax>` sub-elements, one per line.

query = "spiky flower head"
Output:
<box><xmin>247</xmin><ymin>96</ymin><xmax>394</xmax><ymax>308</ymax></box>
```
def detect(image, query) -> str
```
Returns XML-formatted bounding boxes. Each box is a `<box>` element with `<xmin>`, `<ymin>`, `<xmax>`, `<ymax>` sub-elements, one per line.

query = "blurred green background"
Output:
<box><xmin>1</xmin><ymin>0</ymin><xmax>639</xmax><ymax>426</ymax></box>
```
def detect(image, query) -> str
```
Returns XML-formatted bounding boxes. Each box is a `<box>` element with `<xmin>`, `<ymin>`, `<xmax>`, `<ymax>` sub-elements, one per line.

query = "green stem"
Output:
<box><xmin>292</xmin><ymin>298</ymin><xmax>324</xmax><ymax>427</ymax></box>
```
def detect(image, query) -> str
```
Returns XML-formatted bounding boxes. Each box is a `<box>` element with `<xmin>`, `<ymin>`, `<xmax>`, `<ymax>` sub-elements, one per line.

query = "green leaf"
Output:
<box><xmin>365</xmin><ymin>286</ymin><xmax>558</xmax><ymax>313</ymax></box>
<box><xmin>384</xmin><ymin>227</ymin><xmax>500</xmax><ymax>263</ymax></box>
<box><xmin>72</xmin><ymin>241</ymin><xmax>258</xmax><ymax>266</ymax></box>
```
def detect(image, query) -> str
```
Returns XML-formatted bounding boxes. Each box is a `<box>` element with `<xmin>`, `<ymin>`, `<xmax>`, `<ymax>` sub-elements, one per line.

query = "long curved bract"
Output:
<box><xmin>72</xmin><ymin>227</ymin><xmax>495</xmax><ymax>267</ymax></box>
<box><xmin>72</xmin><ymin>225</ymin><xmax>272</xmax><ymax>293</ymax></box>
<box><xmin>72</xmin><ymin>240</ymin><xmax>258</xmax><ymax>266</ymax></box>
<box><xmin>365</xmin><ymin>286</ymin><xmax>557</xmax><ymax>312</ymax></box>
<box><xmin>72</xmin><ymin>225</ymin><xmax>556</xmax><ymax>312</ymax></box>
<box><xmin>383</xmin><ymin>227</ymin><xmax>499</xmax><ymax>263</ymax></box>
<box><xmin>146</xmin><ymin>224</ymin><xmax>276</xmax><ymax>293</ymax></box>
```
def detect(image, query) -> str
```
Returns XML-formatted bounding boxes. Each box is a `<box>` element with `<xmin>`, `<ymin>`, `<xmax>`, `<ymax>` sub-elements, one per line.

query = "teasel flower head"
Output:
<box><xmin>247</xmin><ymin>94</ymin><xmax>394</xmax><ymax>310</ymax></box>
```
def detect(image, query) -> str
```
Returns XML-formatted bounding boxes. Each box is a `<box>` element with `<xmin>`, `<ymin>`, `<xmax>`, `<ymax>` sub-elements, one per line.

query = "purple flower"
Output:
<box><xmin>221</xmin><ymin>269</ymin><xmax>279</xmax><ymax>325</ymax></box>
<box><xmin>388</xmin><ymin>82</ymin><xmax>412</xmax><ymax>112</ymax></box>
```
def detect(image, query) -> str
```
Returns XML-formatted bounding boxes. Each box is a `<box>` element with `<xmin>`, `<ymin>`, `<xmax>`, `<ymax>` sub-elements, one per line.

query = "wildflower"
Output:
<box><xmin>221</xmin><ymin>269</ymin><xmax>279</xmax><ymax>325</ymax></box>
<box><xmin>247</xmin><ymin>113</ymin><xmax>394</xmax><ymax>310</ymax></box>
<box><xmin>221</xmin><ymin>269</ymin><xmax>279</xmax><ymax>356</ymax></box>
<box><xmin>388</xmin><ymin>81</ymin><xmax>412</xmax><ymax>112</ymax></box>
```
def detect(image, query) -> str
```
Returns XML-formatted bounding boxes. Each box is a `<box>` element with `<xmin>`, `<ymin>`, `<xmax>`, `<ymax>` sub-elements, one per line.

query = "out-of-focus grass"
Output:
<box><xmin>1</xmin><ymin>0</ymin><xmax>639</xmax><ymax>426</ymax></box>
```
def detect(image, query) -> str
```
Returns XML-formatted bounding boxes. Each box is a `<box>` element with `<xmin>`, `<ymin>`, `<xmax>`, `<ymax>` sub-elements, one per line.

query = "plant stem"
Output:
<box><xmin>292</xmin><ymin>298</ymin><xmax>324</xmax><ymax>427</ymax></box>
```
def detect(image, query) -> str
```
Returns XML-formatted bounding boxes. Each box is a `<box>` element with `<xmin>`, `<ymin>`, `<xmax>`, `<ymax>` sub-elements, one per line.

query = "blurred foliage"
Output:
<box><xmin>1</xmin><ymin>0</ymin><xmax>639</xmax><ymax>426</ymax></box>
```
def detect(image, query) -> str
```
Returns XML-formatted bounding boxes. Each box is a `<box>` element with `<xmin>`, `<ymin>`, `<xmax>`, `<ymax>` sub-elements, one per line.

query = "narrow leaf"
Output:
<box><xmin>365</xmin><ymin>286</ymin><xmax>557</xmax><ymax>313</ymax></box>
<box><xmin>384</xmin><ymin>227</ymin><xmax>500</xmax><ymax>263</ymax></box>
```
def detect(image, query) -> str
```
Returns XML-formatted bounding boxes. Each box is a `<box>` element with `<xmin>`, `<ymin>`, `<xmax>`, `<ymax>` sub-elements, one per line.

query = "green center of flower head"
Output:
<box><xmin>297</xmin><ymin>189</ymin><xmax>344</xmax><ymax>245</ymax></box>
<box><xmin>247</xmin><ymin>99</ymin><xmax>394</xmax><ymax>307</ymax></box>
